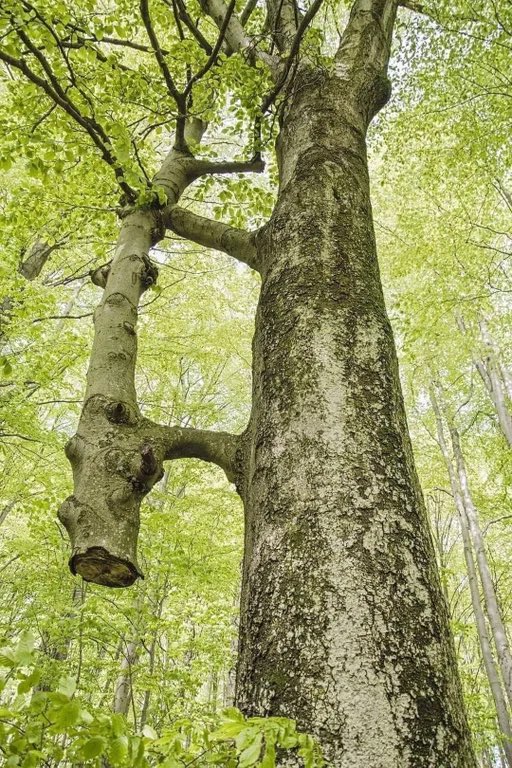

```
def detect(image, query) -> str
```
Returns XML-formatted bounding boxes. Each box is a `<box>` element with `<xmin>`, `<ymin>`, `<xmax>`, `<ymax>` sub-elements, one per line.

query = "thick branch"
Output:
<box><xmin>193</xmin><ymin>156</ymin><xmax>265</xmax><ymax>176</ymax></box>
<box><xmin>200</xmin><ymin>0</ymin><xmax>276</xmax><ymax>67</ymax></box>
<box><xmin>165</xmin><ymin>206</ymin><xmax>259</xmax><ymax>269</ymax></box>
<box><xmin>336</xmin><ymin>0</ymin><xmax>398</xmax><ymax>74</ymax></box>
<box><xmin>160</xmin><ymin>425</ymin><xmax>239</xmax><ymax>482</ymax></box>
<box><xmin>19</xmin><ymin>239</ymin><xmax>65</xmax><ymax>281</ymax></box>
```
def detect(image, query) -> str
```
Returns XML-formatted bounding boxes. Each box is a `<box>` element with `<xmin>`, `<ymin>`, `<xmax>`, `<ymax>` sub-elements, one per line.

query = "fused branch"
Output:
<box><xmin>165</xmin><ymin>206</ymin><xmax>260</xmax><ymax>270</ymax></box>
<box><xmin>19</xmin><ymin>239</ymin><xmax>64</xmax><ymax>281</ymax></box>
<box><xmin>160</xmin><ymin>424</ymin><xmax>239</xmax><ymax>483</ymax></box>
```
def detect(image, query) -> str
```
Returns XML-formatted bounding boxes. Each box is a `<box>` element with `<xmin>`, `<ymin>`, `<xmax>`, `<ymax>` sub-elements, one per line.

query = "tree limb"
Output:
<box><xmin>159</xmin><ymin>424</ymin><xmax>239</xmax><ymax>482</ymax></box>
<box><xmin>193</xmin><ymin>156</ymin><xmax>265</xmax><ymax>176</ymax></box>
<box><xmin>165</xmin><ymin>206</ymin><xmax>259</xmax><ymax>269</ymax></box>
<box><xmin>261</xmin><ymin>0</ymin><xmax>325</xmax><ymax>112</ymax></box>
<box><xmin>139</xmin><ymin>0</ymin><xmax>187</xmax><ymax>146</ymax></box>
<box><xmin>184</xmin><ymin>0</ymin><xmax>237</xmax><ymax>97</ymax></box>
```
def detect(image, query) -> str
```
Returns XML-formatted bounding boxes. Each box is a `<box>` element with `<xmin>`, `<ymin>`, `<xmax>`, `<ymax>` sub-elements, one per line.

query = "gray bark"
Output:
<box><xmin>430</xmin><ymin>387</ymin><xmax>512</xmax><ymax>767</ymax></box>
<box><xmin>231</xmin><ymin>1</ymin><xmax>475</xmax><ymax>763</ymax></box>
<box><xmin>55</xmin><ymin>0</ymin><xmax>477</xmax><ymax>763</ymax></box>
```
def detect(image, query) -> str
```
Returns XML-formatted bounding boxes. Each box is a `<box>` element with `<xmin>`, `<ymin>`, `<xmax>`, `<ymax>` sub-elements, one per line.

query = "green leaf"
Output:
<box><xmin>81</xmin><ymin>736</ymin><xmax>107</xmax><ymax>759</ymax></box>
<box><xmin>109</xmin><ymin>735</ymin><xmax>129</xmax><ymax>764</ymax></box>
<box><xmin>238</xmin><ymin>732</ymin><xmax>263</xmax><ymax>768</ymax></box>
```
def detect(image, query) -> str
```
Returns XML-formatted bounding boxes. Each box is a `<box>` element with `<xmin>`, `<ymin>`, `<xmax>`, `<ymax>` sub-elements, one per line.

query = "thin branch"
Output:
<box><xmin>0</xmin><ymin>48</ymin><xmax>136</xmax><ymax>200</ymax></box>
<box><xmin>140</xmin><ymin>0</ymin><xmax>187</xmax><ymax>146</ymax></box>
<box><xmin>168</xmin><ymin>0</ymin><xmax>214</xmax><ymax>54</ymax></box>
<box><xmin>262</xmin><ymin>0</ymin><xmax>324</xmax><ymax>112</ymax></box>
<box><xmin>184</xmin><ymin>0</ymin><xmax>236</xmax><ymax>98</ymax></box>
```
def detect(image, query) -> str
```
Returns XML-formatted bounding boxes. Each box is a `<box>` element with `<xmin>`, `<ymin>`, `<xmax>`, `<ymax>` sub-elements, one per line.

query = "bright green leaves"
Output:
<box><xmin>0</xmin><ymin>637</ymin><xmax>323</xmax><ymax>768</ymax></box>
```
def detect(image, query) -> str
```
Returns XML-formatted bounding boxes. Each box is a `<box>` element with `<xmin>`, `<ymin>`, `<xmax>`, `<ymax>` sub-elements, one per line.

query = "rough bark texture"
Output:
<box><xmin>54</xmin><ymin>0</ymin><xmax>478</xmax><ymax>763</ymax></box>
<box><xmin>232</xmin><ymin>3</ymin><xmax>476</xmax><ymax>761</ymax></box>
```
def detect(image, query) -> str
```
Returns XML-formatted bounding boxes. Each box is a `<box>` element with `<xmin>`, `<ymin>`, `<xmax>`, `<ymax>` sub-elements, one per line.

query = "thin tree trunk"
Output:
<box><xmin>457</xmin><ymin>315</ymin><xmax>512</xmax><ymax>447</ymax></box>
<box><xmin>113</xmin><ymin>638</ymin><xmax>139</xmax><ymax>718</ymax></box>
<box><xmin>430</xmin><ymin>387</ymin><xmax>512</xmax><ymax>764</ymax></box>
<box><xmin>449</xmin><ymin>424</ymin><xmax>512</xmax><ymax>709</ymax></box>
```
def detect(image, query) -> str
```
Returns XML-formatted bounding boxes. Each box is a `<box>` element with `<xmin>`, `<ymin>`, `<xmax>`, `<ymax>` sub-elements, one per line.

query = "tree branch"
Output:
<box><xmin>0</xmin><ymin>48</ymin><xmax>136</xmax><ymax>200</ymax></box>
<box><xmin>192</xmin><ymin>156</ymin><xmax>265</xmax><ymax>176</ymax></box>
<box><xmin>159</xmin><ymin>425</ymin><xmax>239</xmax><ymax>482</ymax></box>
<box><xmin>200</xmin><ymin>0</ymin><xmax>276</xmax><ymax>67</ymax></box>
<box><xmin>184</xmin><ymin>0</ymin><xmax>237</xmax><ymax>98</ymax></box>
<box><xmin>139</xmin><ymin>0</ymin><xmax>187</xmax><ymax>146</ymax></box>
<box><xmin>398</xmin><ymin>0</ymin><xmax>426</xmax><ymax>13</ymax></box>
<box><xmin>261</xmin><ymin>0</ymin><xmax>325</xmax><ymax>112</ymax></box>
<box><xmin>167</xmin><ymin>0</ymin><xmax>214</xmax><ymax>55</ymax></box>
<box><xmin>165</xmin><ymin>206</ymin><xmax>259</xmax><ymax>269</ymax></box>
<box><xmin>334</xmin><ymin>0</ymin><xmax>399</xmax><ymax>122</ymax></box>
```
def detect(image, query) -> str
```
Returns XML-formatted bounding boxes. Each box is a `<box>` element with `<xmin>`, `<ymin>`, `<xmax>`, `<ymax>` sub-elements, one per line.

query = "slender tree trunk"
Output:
<box><xmin>430</xmin><ymin>387</ymin><xmax>512</xmax><ymax>764</ymax></box>
<box><xmin>457</xmin><ymin>315</ymin><xmax>512</xmax><ymax>447</ymax></box>
<box><xmin>449</xmin><ymin>425</ymin><xmax>512</xmax><ymax>709</ymax></box>
<box><xmin>232</xmin><ymin>3</ymin><xmax>476</xmax><ymax>762</ymax></box>
<box><xmin>478</xmin><ymin>320</ymin><xmax>512</xmax><ymax>447</ymax></box>
<box><xmin>113</xmin><ymin>638</ymin><xmax>139</xmax><ymax>718</ymax></box>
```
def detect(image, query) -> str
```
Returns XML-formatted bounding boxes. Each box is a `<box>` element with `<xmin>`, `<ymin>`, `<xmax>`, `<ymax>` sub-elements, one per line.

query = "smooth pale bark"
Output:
<box><xmin>430</xmin><ymin>388</ymin><xmax>512</xmax><ymax>766</ymax></box>
<box><xmin>449</xmin><ymin>424</ymin><xmax>512</xmax><ymax>710</ymax></box>
<box><xmin>58</xmin><ymin>127</ymin><xmax>243</xmax><ymax>586</ymax></box>
<box><xmin>113</xmin><ymin>638</ymin><xmax>139</xmax><ymax>717</ymax></box>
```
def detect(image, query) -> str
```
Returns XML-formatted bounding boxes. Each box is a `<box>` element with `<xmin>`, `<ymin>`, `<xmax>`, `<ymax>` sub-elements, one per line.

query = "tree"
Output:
<box><xmin>0</xmin><ymin>0</ymin><xmax>479</xmax><ymax>764</ymax></box>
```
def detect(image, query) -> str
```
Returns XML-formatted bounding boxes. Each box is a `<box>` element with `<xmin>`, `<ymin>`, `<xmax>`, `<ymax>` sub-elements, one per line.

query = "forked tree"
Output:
<box><xmin>0</xmin><ymin>0</ymin><xmax>477</xmax><ymax>764</ymax></box>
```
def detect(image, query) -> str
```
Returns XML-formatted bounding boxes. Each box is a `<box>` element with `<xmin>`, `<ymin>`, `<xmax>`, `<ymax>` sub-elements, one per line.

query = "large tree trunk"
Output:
<box><xmin>50</xmin><ymin>0</ymin><xmax>477</xmax><ymax>763</ymax></box>
<box><xmin>233</xmin><ymin>9</ymin><xmax>475</xmax><ymax>758</ymax></box>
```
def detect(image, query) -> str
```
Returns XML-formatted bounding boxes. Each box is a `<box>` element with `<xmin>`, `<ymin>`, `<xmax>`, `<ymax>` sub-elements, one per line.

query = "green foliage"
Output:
<box><xmin>0</xmin><ymin>634</ymin><xmax>323</xmax><ymax>767</ymax></box>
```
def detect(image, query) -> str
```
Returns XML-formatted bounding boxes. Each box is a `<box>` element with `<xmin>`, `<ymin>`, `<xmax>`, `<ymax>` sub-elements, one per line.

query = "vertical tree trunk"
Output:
<box><xmin>113</xmin><ymin>638</ymin><xmax>139</xmax><ymax>719</ymax></box>
<box><xmin>449</xmin><ymin>425</ymin><xmax>512</xmax><ymax>709</ymax></box>
<box><xmin>457</xmin><ymin>315</ymin><xmax>512</xmax><ymax>447</ymax></box>
<box><xmin>233</xmin><ymin>2</ymin><xmax>476</xmax><ymax>757</ymax></box>
<box><xmin>430</xmin><ymin>387</ymin><xmax>512</xmax><ymax>765</ymax></box>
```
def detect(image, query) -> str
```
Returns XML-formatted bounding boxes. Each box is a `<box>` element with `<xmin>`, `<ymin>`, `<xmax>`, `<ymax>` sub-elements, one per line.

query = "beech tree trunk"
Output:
<box><xmin>232</xmin><ymin>40</ymin><xmax>475</xmax><ymax>767</ymax></box>
<box><xmin>430</xmin><ymin>387</ymin><xmax>512</xmax><ymax>766</ymax></box>
<box><xmin>52</xmin><ymin>0</ymin><xmax>477</xmax><ymax>764</ymax></box>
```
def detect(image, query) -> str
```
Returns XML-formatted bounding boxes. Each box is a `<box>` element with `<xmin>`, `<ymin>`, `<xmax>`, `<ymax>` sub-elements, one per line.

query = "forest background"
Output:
<box><xmin>0</xmin><ymin>0</ymin><xmax>511</xmax><ymax>765</ymax></box>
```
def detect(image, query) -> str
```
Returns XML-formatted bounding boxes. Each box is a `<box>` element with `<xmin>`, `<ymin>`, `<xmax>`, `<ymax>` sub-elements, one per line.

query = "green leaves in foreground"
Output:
<box><xmin>0</xmin><ymin>633</ymin><xmax>324</xmax><ymax>767</ymax></box>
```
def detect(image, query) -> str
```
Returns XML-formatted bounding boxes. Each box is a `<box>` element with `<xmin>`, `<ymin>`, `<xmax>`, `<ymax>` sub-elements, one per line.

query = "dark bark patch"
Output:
<box><xmin>70</xmin><ymin>546</ymin><xmax>142</xmax><ymax>587</ymax></box>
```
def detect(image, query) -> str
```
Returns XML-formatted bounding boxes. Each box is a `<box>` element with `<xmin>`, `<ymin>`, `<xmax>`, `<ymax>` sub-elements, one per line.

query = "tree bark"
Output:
<box><xmin>232</xmin><ymin>2</ymin><xmax>476</xmax><ymax>762</ymax></box>
<box><xmin>50</xmin><ymin>0</ymin><xmax>477</xmax><ymax>763</ymax></box>
<box><xmin>430</xmin><ymin>387</ymin><xmax>512</xmax><ymax>766</ymax></box>
<box><xmin>449</xmin><ymin>424</ymin><xmax>512</xmax><ymax>710</ymax></box>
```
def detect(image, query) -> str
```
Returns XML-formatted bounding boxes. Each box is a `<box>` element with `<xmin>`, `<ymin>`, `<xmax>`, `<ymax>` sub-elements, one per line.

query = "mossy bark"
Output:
<box><xmin>234</xmin><ymin>60</ymin><xmax>476</xmax><ymax>768</ymax></box>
